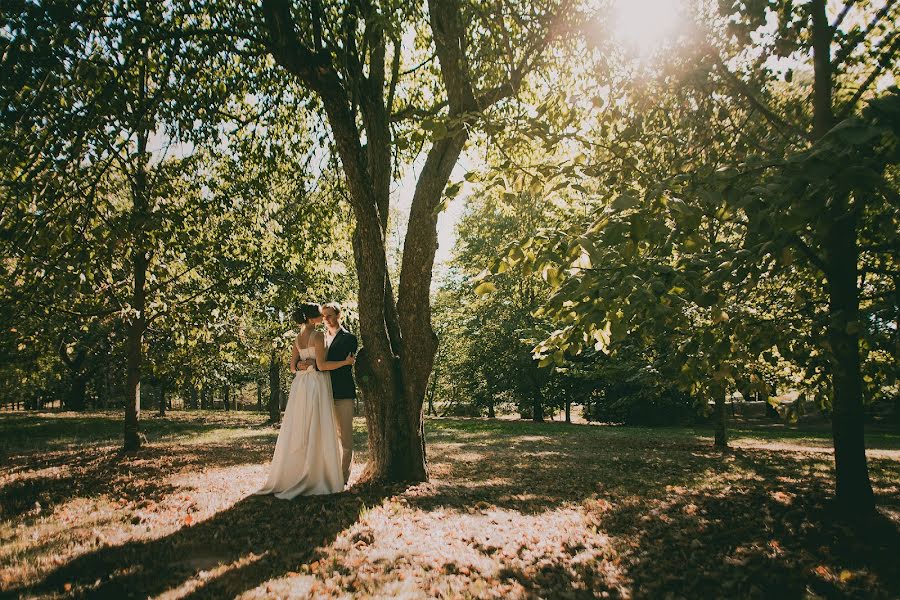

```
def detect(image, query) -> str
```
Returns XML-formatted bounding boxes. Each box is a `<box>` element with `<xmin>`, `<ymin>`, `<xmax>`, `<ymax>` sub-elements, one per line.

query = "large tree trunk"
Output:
<box><xmin>63</xmin><ymin>370</ymin><xmax>87</xmax><ymax>411</ymax></box>
<box><xmin>123</xmin><ymin>1</ymin><xmax>149</xmax><ymax>452</ymax></box>
<box><xmin>824</xmin><ymin>210</ymin><xmax>874</xmax><ymax>513</ymax></box>
<box><xmin>65</xmin><ymin>376</ymin><xmax>87</xmax><ymax>411</ymax></box>
<box><xmin>532</xmin><ymin>390</ymin><xmax>545</xmax><ymax>423</ymax></box>
<box><xmin>59</xmin><ymin>341</ymin><xmax>87</xmax><ymax>411</ymax></box>
<box><xmin>810</xmin><ymin>0</ymin><xmax>874</xmax><ymax>515</ymax></box>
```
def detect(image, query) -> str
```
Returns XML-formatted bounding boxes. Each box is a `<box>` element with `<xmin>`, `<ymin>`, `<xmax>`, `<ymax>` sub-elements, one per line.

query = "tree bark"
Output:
<box><xmin>565</xmin><ymin>399</ymin><xmax>571</xmax><ymax>423</ymax></box>
<box><xmin>123</xmin><ymin>0</ymin><xmax>149</xmax><ymax>452</ymax></box>
<box><xmin>713</xmin><ymin>390</ymin><xmax>728</xmax><ymax>449</ymax></box>
<box><xmin>268</xmin><ymin>349</ymin><xmax>280</xmax><ymax>423</ymax></box>
<box><xmin>532</xmin><ymin>390</ymin><xmax>545</xmax><ymax>423</ymax></box>
<box><xmin>810</xmin><ymin>0</ymin><xmax>875</xmax><ymax>515</ymax></box>
<box><xmin>158</xmin><ymin>379</ymin><xmax>167</xmax><ymax>417</ymax></box>
<box><xmin>59</xmin><ymin>343</ymin><xmax>87</xmax><ymax>411</ymax></box>
<box><xmin>824</xmin><ymin>209</ymin><xmax>875</xmax><ymax>512</ymax></box>
<box><xmin>223</xmin><ymin>385</ymin><xmax>230</xmax><ymax>411</ymax></box>
<box><xmin>123</xmin><ymin>277</ymin><xmax>144</xmax><ymax>451</ymax></box>
<box><xmin>65</xmin><ymin>376</ymin><xmax>87</xmax><ymax>411</ymax></box>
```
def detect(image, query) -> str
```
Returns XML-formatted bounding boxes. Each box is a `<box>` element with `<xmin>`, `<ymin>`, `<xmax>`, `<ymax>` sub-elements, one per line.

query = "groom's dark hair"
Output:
<box><xmin>292</xmin><ymin>302</ymin><xmax>321</xmax><ymax>324</ymax></box>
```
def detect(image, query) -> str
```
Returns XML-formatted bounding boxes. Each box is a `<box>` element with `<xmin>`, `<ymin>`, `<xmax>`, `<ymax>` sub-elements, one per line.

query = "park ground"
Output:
<box><xmin>1</xmin><ymin>411</ymin><xmax>898</xmax><ymax>599</ymax></box>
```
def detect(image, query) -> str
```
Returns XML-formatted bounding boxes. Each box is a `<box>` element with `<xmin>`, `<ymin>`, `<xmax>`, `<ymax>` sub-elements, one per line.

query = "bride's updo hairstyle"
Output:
<box><xmin>292</xmin><ymin>302</ymin><xmax>321</xmax><ymax>324</ymax></box>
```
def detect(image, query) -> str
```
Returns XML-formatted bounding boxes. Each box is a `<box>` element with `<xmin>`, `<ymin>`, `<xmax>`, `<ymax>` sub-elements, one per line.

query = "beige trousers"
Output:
<box><xmin>334</xmin><ymin>399</ymin><xmax>354</xmax><ymax>483</ymax></box>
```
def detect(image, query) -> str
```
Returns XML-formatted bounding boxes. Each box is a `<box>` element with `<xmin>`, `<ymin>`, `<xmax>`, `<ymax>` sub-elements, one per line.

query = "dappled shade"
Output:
<box><xmin>2</xmin><ymin>413</ymin><xmax>898</xmax><ymax>598</ymax></box>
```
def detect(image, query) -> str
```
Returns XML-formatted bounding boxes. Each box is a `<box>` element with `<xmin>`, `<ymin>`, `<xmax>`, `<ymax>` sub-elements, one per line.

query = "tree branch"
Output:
<box><xmin>386</xmin><ymin>36</ymin><xmax>401</xmax><ymax>117</ymax></box>
<box><xmin>831</xmin><ymin>0</ymin><xmax>858</xmax><ymax>31</ymax></box>
<box><xmin>791</xmin><ymin>233</ymin><xmax>829</xmax><ymax>275</ymax></box>
<box><xmin>837</xmin><ymin>33</ymin><xmax>900</xmax><ymax>120</ymax></box>
<box><xmin>714</xmin><ymin>56</ymin><xmax>813</xmax><ymax>142</ymax></box>
<box><xmin>833</xmin><ymin>0</ymin><xmax>897</xmax><ymax>67</ymax></box>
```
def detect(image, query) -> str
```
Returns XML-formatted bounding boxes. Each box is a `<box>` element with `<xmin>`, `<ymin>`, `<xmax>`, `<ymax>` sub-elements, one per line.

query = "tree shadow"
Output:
<box><xmin>596</xmin><ymin>448</ymin><xmax>900</xmax><ymax>598</ymax></box>
<box><xmin>8</xmin><ymin>483</ymin><xmax>393</xmax><ymax>599</ymax></box>
<box><xmin>5</xmin><ymin>415</ymin><xmax>899</xmax><ymax>598</ymax></box>
<box><xmin>0</xmin><ymin>411</ymin><xmax>262</xmax><ymax>452</ymax></box>
<box><xmin>0</xmin><ymin>435</ymin><xmax>276</xmax><ymax>521</ymax></box>
<box><xmin>419</xmin><ymin>429</ymin><xmax>723</xmax><ymax>514</ymax></box>
<box><xmin>411</xmin><ymin>422</ymin><xmax>900</xmax><ymax>597</ymax></box>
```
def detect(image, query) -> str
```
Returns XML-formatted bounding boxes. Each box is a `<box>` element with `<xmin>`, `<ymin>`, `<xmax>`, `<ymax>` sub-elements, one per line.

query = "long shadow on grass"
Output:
<box><xmin>416</xmin><ymin>421</ymin><xmax>900</xmax><ymax>598</ymax></box>
<box><xmin>0</xmin><ymin>435</ymin><xmax>275</xmax><ymax>521</ymax></box>
<box><xmin>419</xmin><ymin>423</ymin><xmax>721</xmax><ymax>514</ymax></box>
<box><xmin>0</xmin><ymin>411</ymin><xmax>269</xmax><ymax>459</ymax></box>
<box><xmin>8</xmin><ymin>483</ymin><xmax>392</xmax><ymax>599</ymax></box>
<box><xmin>596</xmin><ymin>448</ymin><xmax>900</xmax><ymax>599</ymax></box>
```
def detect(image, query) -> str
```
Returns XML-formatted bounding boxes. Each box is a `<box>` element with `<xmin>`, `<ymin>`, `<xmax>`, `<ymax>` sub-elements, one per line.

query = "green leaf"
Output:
<box><xmin>612</xmin><ymin>193</ymin><xmax>639</xmax><ymax>211</ymax></box>
<box><xmin>474</xmin><ymin>281</ymin><xmax>497</xmax><ymax>295</ymax></box>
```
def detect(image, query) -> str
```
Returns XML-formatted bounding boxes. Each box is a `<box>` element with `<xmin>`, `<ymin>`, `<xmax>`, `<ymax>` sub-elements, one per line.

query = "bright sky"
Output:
<box><xmin>391</xmin><ymin>151</ymin><xmax>474</xmax><ymax>289</ymax></box>
<box><xmin>420</xmin><ymin>0</ymin><xmax>685</xmax><ymax>286</ymax></box>
<box><xmin>611</xmin><ymin>0</ymin><xmax>683</xmax><ymax>53</ymax></box>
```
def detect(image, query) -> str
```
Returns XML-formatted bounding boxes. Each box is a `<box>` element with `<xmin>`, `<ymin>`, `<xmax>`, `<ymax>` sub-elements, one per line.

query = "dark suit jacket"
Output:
<box><xmin>326</xmin><ymin>327</ymin><xmax>357</xmax><ymax>400</ymax></box>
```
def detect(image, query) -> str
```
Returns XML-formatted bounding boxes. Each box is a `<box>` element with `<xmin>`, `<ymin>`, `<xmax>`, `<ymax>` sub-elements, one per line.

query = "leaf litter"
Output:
<box><xmin>0</xmin><ymin>412</ymin><xmax>897</xmax><ymax>599</ymax></box>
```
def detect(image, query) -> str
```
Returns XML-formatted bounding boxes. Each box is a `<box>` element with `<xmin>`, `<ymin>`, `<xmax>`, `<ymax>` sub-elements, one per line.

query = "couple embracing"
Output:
<box><xmin>257</xmin><ymin>301</ymin><xmax>358</xmax><ymax>498</ymax></box>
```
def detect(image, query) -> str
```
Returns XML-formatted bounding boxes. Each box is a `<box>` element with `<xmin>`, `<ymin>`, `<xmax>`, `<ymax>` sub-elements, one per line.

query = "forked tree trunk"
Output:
<box><xmin>261</xmin><ymin>0</ymin><xmax>553</xmax><ymax>483</ymax></box>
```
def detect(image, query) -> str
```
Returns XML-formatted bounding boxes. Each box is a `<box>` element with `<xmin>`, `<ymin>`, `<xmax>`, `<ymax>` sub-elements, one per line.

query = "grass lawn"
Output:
<box><xmin>1</xmin><ymin>411</ymin><xmax>898</xmax><ymax>599</ymax></box>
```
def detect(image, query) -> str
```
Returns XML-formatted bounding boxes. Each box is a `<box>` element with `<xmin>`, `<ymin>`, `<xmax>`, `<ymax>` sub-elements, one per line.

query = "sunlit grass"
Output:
<box><xmin>1</xmin><ymin>411</ymin><xmax>898</xmax><ymax>598</ymax></box>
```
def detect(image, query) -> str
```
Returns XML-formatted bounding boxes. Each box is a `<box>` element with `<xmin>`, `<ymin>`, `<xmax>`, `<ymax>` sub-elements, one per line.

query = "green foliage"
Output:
<box><xmin>0</xmin><ymin>0</ymin><xmax>355</xmax><ymax>412</ymax></box>
<box><xmin>471</xmin><ymin>2</ymin><xmax>898</xmax><ymax>432</ymax></box>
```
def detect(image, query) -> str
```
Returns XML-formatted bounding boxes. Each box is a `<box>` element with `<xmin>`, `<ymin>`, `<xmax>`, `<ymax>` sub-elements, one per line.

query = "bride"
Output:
<box><xmin>257</xmin><ymin>302</ymin><xmax>355</xmax><ymax>498</ymax></box>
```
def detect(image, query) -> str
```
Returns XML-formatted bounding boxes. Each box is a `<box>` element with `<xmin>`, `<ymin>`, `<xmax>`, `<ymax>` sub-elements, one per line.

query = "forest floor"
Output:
<box><xmin>1</xmin><ymin>411</ymin><xmax>898</xmax><ymax>599</ymax></box>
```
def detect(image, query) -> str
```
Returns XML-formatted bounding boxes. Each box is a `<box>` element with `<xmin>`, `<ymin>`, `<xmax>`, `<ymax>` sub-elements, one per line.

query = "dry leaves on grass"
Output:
<box><xmin>1</xmin><ymin>412</ymin><xmax>899</xmax><ymax>599</ymax></box>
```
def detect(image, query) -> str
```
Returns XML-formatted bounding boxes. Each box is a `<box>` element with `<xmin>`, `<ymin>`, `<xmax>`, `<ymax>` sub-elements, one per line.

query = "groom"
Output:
<box><xmin>300</xmin><ymin>302</ymin><xmax>357</xmax><ymax>485</ymax></box>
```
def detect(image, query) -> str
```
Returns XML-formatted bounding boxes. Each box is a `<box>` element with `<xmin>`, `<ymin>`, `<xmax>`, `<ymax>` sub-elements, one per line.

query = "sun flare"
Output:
<box><xmin>612</xmin><ymin>0</ymin><xmax>683</xmax><ymax>54</ymax></box>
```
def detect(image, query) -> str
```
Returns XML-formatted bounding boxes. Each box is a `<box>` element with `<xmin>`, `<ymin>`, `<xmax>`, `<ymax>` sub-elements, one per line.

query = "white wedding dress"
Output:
<box><xmin>257</xmin><ymin>345</ymin><xmax>344</xmax><ymax>498</ymax></box>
